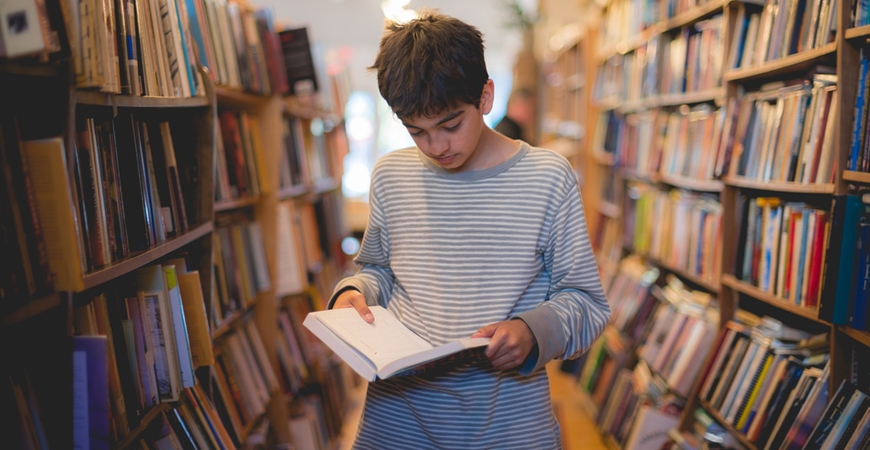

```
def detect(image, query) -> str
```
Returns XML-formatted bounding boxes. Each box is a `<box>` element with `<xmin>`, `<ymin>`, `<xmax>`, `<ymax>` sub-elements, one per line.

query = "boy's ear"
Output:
<box><xmin>480</xmin><ymin>79</ymin><xmax>495</xmax><ymax>115</ymax></box>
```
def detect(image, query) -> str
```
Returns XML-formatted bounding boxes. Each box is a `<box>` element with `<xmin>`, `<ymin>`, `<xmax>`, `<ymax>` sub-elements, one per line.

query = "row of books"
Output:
<box><xmin>658</xmin><ymin>104</ymin><xmax>727</xmax><ymax>181</ymax></box>
<box><xmin>726</xmin><ymin>75</ymin><xmax>838</xmax><ymax>185</ymax></box>
<box><xmin>849</xmin><ymin>49</ymin><xmax>870</xmax><ymax>173</ymax></box>
<box><xmin>68</xmin><ymin>260</ymin><xmax>211</xmax><ymax>446</ymax></box>
<box><xmin>597</xmin><ymin>0</ymin><xmax>721</xmax><ymax>52</ymax></box>
<box><xmin>728</xmin><ymin>0</ymin><xmax>837</xmax><ymax>72</ymax></box>
<box><xmin>594</xmin><ymin>16</ymin><xmax>727</xmax><ymax>107</ymax></box>
<box><xmin>606</xmin><ymin>257</ymin><xmax>661</xmax><ymax>346</ymax></box>
<box><xmin>637</xmin><ymin>276</ymin><xmax>719</xmax><ymax>397</ymax></box>
<box><xmin>74</xmin><ymin>0</ymin><xmax>205</xmax><ymax>96</ymax></box>
<box><xmin>697</xmin><ymin>317</ymin><xmax>832</xmax><ymax>450</ymax></box>
<box><xmin>215</xmin><ymin>110</ymin><xmax>269</xmax><ymax>203</ymax></box>
<box><xmin>212</xmin><ymin>216</ymin><xmax>271</xmax><ymax>328</ymax></box>
<box><xmin>628</xmin><ymin>186</ymin><xmax>723</xmax><ymax>286</ymax></box>
<box><xmin>734</xmin><ymin>197</ymin><xmax>830</xmax><ymax>309</ymax></box>
<box><xmin>190</xmin><ymin>0</ymin><xmax>289</xmax><ymax>94</ymax></box>
<box><xmin>0</xmin><ymin>114</ymin><xmax>193</xmax><ymax>300</ymax></box>
<box><xmin>279</xmin><ymin>115</ymin><xmax>347</xmax><ymax>192</ymax></box>
<box><xmin>659</xmin><ymin>17</ymin><xmax>726</xmax><ymax>95</ymax></box>
<box><xmin>211</xmin><ymin>320</ymin><xmax>279</xmax><ymax>445</ymax></box>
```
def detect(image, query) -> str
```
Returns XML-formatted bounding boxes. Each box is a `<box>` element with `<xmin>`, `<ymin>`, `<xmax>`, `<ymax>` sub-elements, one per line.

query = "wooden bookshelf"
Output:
<box><xmin>697</xmin><ymin>400</ymin><xmax>759</xmax><ymax>450</ymax></box>
<box><xmin>843</xmin><ymin>170</ymin><xmax>870</xmax><ymax>184</ymax></box>
<box><xmin>81</xmin><ymin>222</ymin><xmax>214</xmax><ymax>291</ymax></box>
<box><xmin>0</xmin><ymin>292</ymin><xmax>65</xmax><ymax>327</ymax></box>
<box><xmin>658</xmin><ymin>174</ymin><xmax>724</xmax><ymax>192</ymax></box>
<box><xmin>278</xmin><ymin>184</ymin><xmax>310</xmax><ymax>200</ymax></box>
<box><xmin>620</xmin><ymin>168</ymin><xmax>659</xmax><ymax>184</ymax></box>
<box><xmin>845</xmin><ymin>25</ymin><xmax>870</xmax><ymax>40</ymax></box>
<box><xmin>215</xmin><ymin>196</ymin><xmax>260</xmax><ymax>212</ymax></box>
<box><xmin>657</xmin><ymin>88</ymin><xmax>726</xmax><ymax>107</ymax></box>
<box><xmin>598</xmin><ymin>201</ymin><xmax>622</xmax><ymax>219</ymax></box>
<box><xmin>840</xmin><ymin>326</ymin><xmax>870</xmax><ymax>347</ymax></box>
<box><xmin>75</xmin><ymin>91</ymin><xmax>211</xmax><ymax>108</ymax></box>
<box><xmin>723</xmin><ymin>42</ymin><xmax>837</xmax><ymax>83</ymax></box>
<box><xmin>721</xmin><ymin>274</ymin><xmax>830</xmax><ymax>325</ymax></box>
<box><xmin>114</xmin><ymin>403</ymin><xmax>173</xmax><ymax>450</ymax></box>
<box><xmin>661</xmin><ymin>0</ymin><xmax>730</xmax><ymax>32</ymax></box>
<box><xmin>647</xmin><ymin>256</ymin><xmax>720</xmax><ymax>294</ymax></box>
<box><xmin>723</xmin><ymin>176</ymin><xmax>836</xmax><ymax>193</ymax></box>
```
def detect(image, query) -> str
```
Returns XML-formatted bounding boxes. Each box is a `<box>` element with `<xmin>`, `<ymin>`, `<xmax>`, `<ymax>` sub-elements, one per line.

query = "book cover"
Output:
<box><xmin>803</xmin><ymin>380</ymin><xmax>856</xmax><ymax>450</ymax></box>
<box><xmin>819</xmin><ymin>195</ymin><xmax>861</xmax><ymax>324</ymax></box>
<box><xmin>74</xmin><ymin>335</ymin><xmax>110</xmax><ymax>450</ymax></box>
<box><xmin>304</xmin><ymin>306</ymin><xmax>490</xmax><ymax>382</ymax></box>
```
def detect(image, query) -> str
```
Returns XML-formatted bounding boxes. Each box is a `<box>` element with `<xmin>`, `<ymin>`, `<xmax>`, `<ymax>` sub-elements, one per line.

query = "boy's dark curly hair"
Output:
<box><xmin>369</xmin><ymin>11</ymin><xmax>490</xmax><ymax>119</ymax></box>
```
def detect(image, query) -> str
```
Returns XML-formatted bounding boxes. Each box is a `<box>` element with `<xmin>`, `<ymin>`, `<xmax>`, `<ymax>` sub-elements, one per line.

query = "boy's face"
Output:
<box><xmin>400</xmin><ymin>80</ymin><xmax>495</xmax><ymax>172</ymax></box>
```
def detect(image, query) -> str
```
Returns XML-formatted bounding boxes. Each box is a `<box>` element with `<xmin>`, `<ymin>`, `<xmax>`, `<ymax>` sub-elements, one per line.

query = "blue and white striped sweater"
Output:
<box><xmin>330</xmin><ymin>142</ymin><xmax>610</xmax><ymax>449</ymax></box>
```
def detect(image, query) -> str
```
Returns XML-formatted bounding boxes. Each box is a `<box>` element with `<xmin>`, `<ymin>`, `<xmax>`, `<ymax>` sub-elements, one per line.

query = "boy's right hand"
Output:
<box><xmin>333</xmin><ymin>289</ymin><xmax>375</xmax><ymax>323</ymax></box>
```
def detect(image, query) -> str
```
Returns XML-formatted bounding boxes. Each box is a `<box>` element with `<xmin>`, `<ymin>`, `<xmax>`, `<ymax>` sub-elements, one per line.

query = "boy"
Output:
<box><xmin>329</xmin><ymin>11</ymin><xmax>609</xmax><ymax>449</ymax></box>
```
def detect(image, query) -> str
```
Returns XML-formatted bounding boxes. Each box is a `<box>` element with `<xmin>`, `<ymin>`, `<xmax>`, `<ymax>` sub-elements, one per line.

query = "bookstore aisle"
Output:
<box><xmin>538</xmin><ymin>0</ymin><xmax>870</xmax><ymax>448</ymax></box>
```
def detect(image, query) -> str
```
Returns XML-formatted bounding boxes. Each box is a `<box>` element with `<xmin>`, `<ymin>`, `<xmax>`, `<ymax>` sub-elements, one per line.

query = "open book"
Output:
<box><xmin>303</xmin><ymin>306</ymin><xmax>490</xmax><ymax>381</ymax></box>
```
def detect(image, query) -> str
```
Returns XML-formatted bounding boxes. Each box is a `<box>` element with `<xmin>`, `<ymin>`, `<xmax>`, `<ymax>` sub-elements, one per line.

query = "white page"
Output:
<box><xmin>315</xmin><ymin>306</ymin><xmax>433</xmax><ymax>369</ymax></box>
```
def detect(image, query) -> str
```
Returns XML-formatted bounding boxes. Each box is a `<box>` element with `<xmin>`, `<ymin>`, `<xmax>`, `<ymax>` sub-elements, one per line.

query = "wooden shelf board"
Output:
<box><xmin>659</xmin><ymin>174</ymin><xmax>724</xmax><ymax>192</ymax></box>
<box><xmin>657</xmin><ymin>88</ymin><xmax>726</xmax><ymax>107</ymax></box>
<box><xmin>76</xmin><ymin>91</ymin><xmax>210</xmax><ymax>108</ymax></box>
<box><xmin>620</xmin><ymin>168</ymin><xmax>659</xmax><ymax>184</ymax></box>
<box><xmin>598</xmin><ymin>201</ymin><xmax>622</xmax><ymax>219</ymax></box>
<box><xmin>845</xmin><ymin>25</ymin><xmax>870</xmax><ymax>40</ymax></box>
<box><xmin>314</xmin><ymin>178</ymin><xmax>341</xmax><ymax>194</ymax></box>
<box><xmin>278</xmin><ymin>184</ymin><xmax>310</xmax><ymax>200</ymax></box>
<box><xmin>0</xmin><ymin>292</ymin><xmax>63</xmax><ymax>327</ymax></box>
<box><xmin>843</xmin><ymin>170</ymin><xmax>870</xmax><ymax>184</ymax></box>
<box><xmin>698</xmin><ymin>400</ymin><xmax>759</xmax><ymax>450</ymax></box>
<box><xmin>215</xmin><ymin>196</ymin><xmax>260</xmax><ymax>212</ymax></box>
<box><xmin>721</xmin><ymin>274</ymin><xmax>830</xmax><ymax>325</ymax></box>
<box><xmin>595</xmin><ymin>98</ymin><xmax>622</xmax><ymax>111</ymax></box>
<box><xmin>591</xmin><ymin>149</ymin><xmax>616</xmax><ymax>166</ymax></box>
<box><xmin>215</xmin><ymin>87</ymin><xmax>271</xmax><ymax>107</ymax></box>
<box><xmin>648</xmin><ymin>256</ymin><xmax>720</xmax><ymax>293</ymax></box>
<box><xmin>839</xmin><ymin>326</ymin><xmax>870</xmax><ymax>347</ymax></box>
<box><xmin>212</xmin><ymin>308</ymin><xmax>248</xmax><ymax>340</ymax></box>
<box><xmin>723</xmin><ymin>176</ymin><xmax>835</xmax><ymax>193</ymax></box>
<box><xmin>114</xmin><ymin>403</ymin><xmax>172</xmax><ymax>450</ymax></box>
<box><xmin>723</xmin><ymin>43</ymin><xmax>837</xmax><ymax>83</ymax></box>
<box><xmin>82</xmin><ymin>222</ymin><xmax>213</xmax><ymax>291</ymax></box>
<box><xmin>662</xmin><ymin>0</ymin><xmax>729</xmax><ymax>32</ymax></box>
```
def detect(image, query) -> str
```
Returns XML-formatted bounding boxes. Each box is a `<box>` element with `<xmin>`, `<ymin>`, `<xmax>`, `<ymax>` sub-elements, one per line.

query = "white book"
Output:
<box><xmin>0</xmin><ymin>0</ymin><xmax>48</xmax><ymax>58</ymax></box>
<box><xmin>163</xmin><ymin>265</ymin><xmax>195</xmax><ymax>389</ymax></box>
<box><xmin>303</xmin><ymin>306</ymin><xmax>490</xmax><ymax>382</ymax></box>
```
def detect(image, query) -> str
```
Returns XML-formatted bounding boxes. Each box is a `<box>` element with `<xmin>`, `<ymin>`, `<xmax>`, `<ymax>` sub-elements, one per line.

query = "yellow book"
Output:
<box><xmin>735</xmin><ymin>352</ymin><xmax>773</xmax><ymax>431</ymax></box>
<box><xmin>231</xmin><ymin>224</ymin><xmax>254</xmax><ymax>305</ymax></box>
<box><xmin>23</xmin><ymin>138</ymin><xmax>85</xmax><ymax>292</ymax></box>
<box><xmin>247</xmin><ymin>115</ymin><xmax>271</xmax><ymax>195</ymax></box>
<box><xmin>176</xmin><ymin>271</ymin><xmax>215</xmax><ymax>367</ymax></box>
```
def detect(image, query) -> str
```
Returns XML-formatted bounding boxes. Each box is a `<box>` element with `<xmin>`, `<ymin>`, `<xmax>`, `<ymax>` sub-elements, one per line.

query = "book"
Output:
<box><xmin>303</xmin><ymin>306</ymin><xmax>490</xmax><ymax>381</ymax></box>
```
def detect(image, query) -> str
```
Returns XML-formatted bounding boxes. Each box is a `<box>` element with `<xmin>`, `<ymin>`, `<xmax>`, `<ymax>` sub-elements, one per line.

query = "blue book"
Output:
<box><xmin>852</xmin><ymin>221</ymin><xmax>870</xmax><ymax>330</ymax></box>
<box><xmin>831</xmin><ymin>196</ymin><xmax>862</xmax><ymax>325</ymax></box>
<box><xmin>851</xmin><ymin>50</ymin><xmax>869</xmax><ymax>171</ymax></box>
<box><xmin>794</xmin><ymin>208</ymin><xmax>810</xmax><ymax>305</ymax></box>
<box><xmin>74</xmin><ymin>336</ymin><xmax>109</xmax><ymax>450</ymax></box>
<box><xmin>183</xmin><ymin>0</ymin><xmax>210</xmax><ymax>71</ymax></box>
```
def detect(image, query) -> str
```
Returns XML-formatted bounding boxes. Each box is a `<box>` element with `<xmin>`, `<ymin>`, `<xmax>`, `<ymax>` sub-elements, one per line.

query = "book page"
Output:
<box><xmin>317</xmin><ymin>306</ymin><xmax>433</xmax><ymax>368</ymax></box>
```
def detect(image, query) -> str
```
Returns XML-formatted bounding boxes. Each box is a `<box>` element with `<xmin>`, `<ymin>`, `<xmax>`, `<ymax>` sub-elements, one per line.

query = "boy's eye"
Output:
<box><xmin>444</xmin><ymin>122</ymin><xmax>461</xmax><ymax>131</ymax></box>
<box><xmin>409</xmin><ymin>130</ymin><xmax>424</xmax><ymax>136</ymax></box>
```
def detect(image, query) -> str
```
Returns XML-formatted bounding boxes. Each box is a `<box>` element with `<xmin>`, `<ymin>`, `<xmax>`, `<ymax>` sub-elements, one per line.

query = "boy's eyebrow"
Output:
<box><xmin>402</xmin><ymin>110</ymin><xmax>465</xmax><ymax>129</ymax></box>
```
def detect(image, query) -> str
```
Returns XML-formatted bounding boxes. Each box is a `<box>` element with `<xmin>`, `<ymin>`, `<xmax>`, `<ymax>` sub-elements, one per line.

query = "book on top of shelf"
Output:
<box><xmin>303</xmin><ymin>306</ymin><xmax>491</xmax><ymax>382</ymax></box>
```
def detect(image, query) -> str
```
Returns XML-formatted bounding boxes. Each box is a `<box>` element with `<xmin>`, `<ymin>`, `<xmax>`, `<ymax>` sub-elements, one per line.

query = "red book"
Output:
<box><xmin>805</xmin><ymin>212</ymin><xmax>829</xmax><ymax>308</ymax></box>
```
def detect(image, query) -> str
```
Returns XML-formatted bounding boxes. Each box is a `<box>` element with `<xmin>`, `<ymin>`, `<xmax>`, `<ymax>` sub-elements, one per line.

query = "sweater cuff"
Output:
<box><xmin>513</xmin><ymin>306</ymin><xmax>567</xmax><ymax>375</ymax></box>
<box><xmin>327</xmin><ymin>278</ymin><xmax>376</xmax><ymax>310</ymax></box>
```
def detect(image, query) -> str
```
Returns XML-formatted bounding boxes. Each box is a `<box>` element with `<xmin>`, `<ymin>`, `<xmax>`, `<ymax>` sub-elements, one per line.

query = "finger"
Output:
<box><xmin>491</xmin><ymin>353</ymin><xmax>522</xmax><ymax>370</ymax></box>
<box><xmin>351</xmin><ymin>297</ymin><xmax>374</xmax><ymax>323</ymax></box>
<box><xmin>471</xmin><ymin>323</ymin><xmax>497</xmax><ymax>339</ymax></box>
<box><xmin>485</xmin><ymin>329</ymin><xmax>508</xmax><ymax>359</ymax></box>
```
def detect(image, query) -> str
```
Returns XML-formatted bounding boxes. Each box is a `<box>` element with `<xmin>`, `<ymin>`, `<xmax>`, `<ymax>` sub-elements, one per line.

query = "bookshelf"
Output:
<box><xmin>0</xmin><ymin>1</ymin><xmax>356</xmax><ymax>448</ymax></box>
<box><xmin>550</xmin><ymin>0</ymin><xmax>870</xmax><ymax>447</ymax></box>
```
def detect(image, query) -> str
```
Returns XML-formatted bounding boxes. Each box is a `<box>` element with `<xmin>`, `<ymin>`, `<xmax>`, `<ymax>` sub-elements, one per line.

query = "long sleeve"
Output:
<box><xmin>514</xmin><ymin>182</ymin><xmax>610</xmax><ymax>375</ymax></box>
<box><xmin>328</xmin><ymin>186</ymin><xmax>396</xmax><ymax>309</ymax></box>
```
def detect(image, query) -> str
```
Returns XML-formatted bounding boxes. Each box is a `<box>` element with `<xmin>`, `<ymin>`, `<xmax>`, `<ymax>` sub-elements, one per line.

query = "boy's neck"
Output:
<box><xmin>464</xmin><ymin>126</ymin><xmax>522</xmax><ymax>172</ymax></box>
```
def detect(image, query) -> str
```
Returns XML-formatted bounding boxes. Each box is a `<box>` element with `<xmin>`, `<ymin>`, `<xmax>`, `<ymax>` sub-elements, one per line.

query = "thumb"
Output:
<box><xmin>352</xmin><ymin>297</ymin><xmax>375</xmax><ymax>323</ymax></box>
<box><xmin>471</xmin><ymin>323</ymin><xmax>498</xmax><ymax>338</ymax></box>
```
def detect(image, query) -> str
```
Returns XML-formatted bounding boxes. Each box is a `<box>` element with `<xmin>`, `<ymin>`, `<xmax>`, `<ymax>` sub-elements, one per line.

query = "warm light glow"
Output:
<box><xmin>342</xmin><ymin>162</ymin><xmax>371</xmax><ymax>198</ymax></box>
<box><xmin>381</xmin><ymin>0</ymin><xmax>417</xmax><ymax>24</ymax></box>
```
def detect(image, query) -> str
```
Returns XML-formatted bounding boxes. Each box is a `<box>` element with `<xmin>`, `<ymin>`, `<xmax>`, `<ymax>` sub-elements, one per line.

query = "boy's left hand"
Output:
<box><xmin>471</xmin><ymin>319</ymin><xmax>537</xmax><ymax>371</ymax></box>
